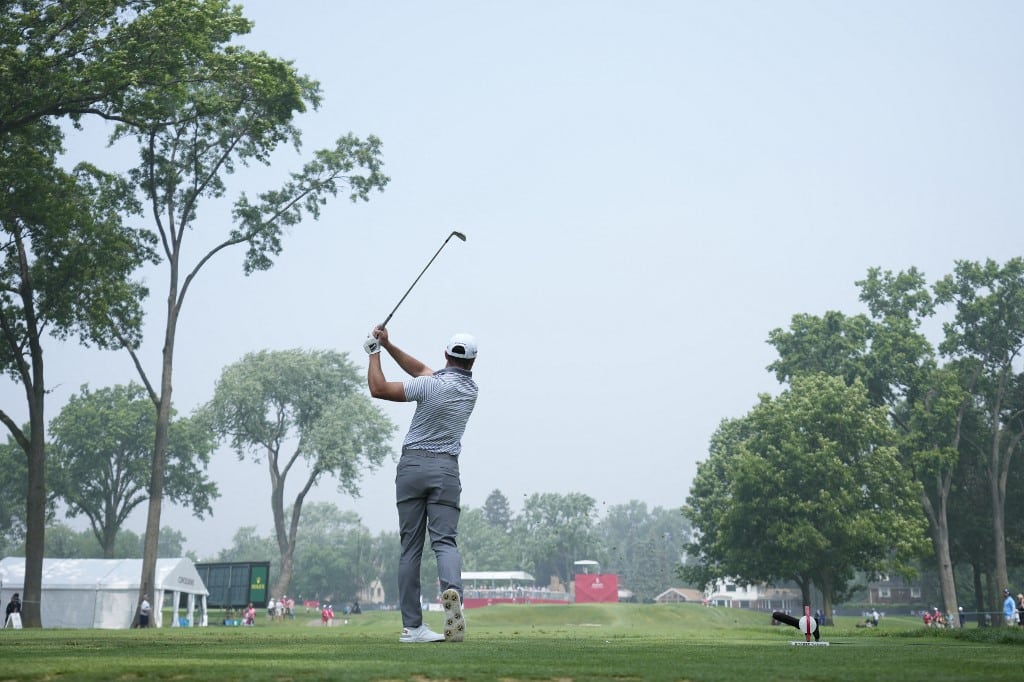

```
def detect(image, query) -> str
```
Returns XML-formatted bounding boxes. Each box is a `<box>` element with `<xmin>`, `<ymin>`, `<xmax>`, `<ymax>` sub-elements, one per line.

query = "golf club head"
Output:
<box><xmin>451</xmin><ymin>231</ymin><xmax>467</xmax><ymax>241</ymax></box>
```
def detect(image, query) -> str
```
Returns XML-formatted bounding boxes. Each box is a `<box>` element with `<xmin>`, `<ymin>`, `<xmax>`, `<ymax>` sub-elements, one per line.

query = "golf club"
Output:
<box><xmin>380</xmin><ymin>230</ymin><xmax>466</xmax><ymax>329</ymax></box>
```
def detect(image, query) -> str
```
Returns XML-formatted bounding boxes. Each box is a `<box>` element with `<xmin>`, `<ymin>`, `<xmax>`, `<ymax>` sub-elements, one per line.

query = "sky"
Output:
<box><xmin>4</xmin><ymin>1</ymin><xmax>1024</xmax><ymax>559</ymax></box>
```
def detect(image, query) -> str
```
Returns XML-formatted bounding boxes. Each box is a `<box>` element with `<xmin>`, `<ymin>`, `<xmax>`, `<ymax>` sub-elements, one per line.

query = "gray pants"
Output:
<box><xmin>396</xmin><ymin>450</ymin><xmax>463</xmax><ymax>628</ymax></box>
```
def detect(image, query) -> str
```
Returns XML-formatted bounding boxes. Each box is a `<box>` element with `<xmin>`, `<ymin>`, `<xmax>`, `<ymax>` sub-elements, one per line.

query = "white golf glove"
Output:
<box><xmin>363</xmin><ymin>334</ymin><xmax>381</xmax><ymax>355</ymax></box>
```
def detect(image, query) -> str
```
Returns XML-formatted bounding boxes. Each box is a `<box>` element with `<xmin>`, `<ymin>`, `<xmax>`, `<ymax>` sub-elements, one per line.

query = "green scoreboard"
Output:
<box><xmin>195</xmin><ymin>561</ymin><xmax>271</xmax><ymax>608</ymax></box>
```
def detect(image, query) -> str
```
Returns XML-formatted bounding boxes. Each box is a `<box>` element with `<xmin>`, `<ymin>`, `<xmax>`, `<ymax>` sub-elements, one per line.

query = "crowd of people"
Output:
<box><xmin>266</xmin><ymin>596</ymin><xmax>296</xmax><ymax>621</ymax></box>
<box><xmin>921</xmin><ymin>606</ymin><xmax>954</xmax><ymax>628</ymax></box>
<box><xmin>918</xmin><ymin>589</ymin><xmax>1024</xmax><ymax>628</ymax></box>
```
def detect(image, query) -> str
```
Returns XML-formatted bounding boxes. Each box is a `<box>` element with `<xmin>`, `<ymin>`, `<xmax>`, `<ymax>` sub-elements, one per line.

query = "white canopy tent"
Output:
<box><xmin>0</xmin><ymin>557</ymin><xmax>209</xmax><ymax>629</ymax></box>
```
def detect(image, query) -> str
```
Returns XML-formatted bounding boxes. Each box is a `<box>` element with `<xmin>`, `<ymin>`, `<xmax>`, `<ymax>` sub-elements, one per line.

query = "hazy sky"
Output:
<box><xmin>5</xmin><ymin>1</ymin><xmax>1023</xmax><ymax>558</ymax></box>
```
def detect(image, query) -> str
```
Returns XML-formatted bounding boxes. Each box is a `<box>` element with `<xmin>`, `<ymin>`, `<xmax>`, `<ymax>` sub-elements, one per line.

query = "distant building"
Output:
<box><xmin>703</xmin><ymin>578</ymin><xmax>800</xmax><ymax>611</ymax></box>
<box><xmin>867</xmin><ymin>574</ymin><xmax>922</xmax><ymax>605</ymax></box>
<box><xmin>654</xmin><ymin>587</ymin><xmax>705</xmax><ymax>604</ymax></box>
<box><xmin>357</xmin><ymin>579</ymin><xmax>385</xmax><ymax>606</ymax></box>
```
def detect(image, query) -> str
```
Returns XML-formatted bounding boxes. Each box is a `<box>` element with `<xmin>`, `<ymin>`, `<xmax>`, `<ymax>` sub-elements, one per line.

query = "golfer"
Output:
<box><xmin>366</xmin><ymin>326</ymin><xmax>478</xmax><ymax>643</ymax></box>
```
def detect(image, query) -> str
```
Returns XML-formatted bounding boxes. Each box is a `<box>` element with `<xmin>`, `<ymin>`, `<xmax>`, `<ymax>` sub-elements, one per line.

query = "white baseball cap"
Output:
<box><xmin>445</xmin><ymin>333</ymin><xmax>478</xmax><ymax>359</ymax></box>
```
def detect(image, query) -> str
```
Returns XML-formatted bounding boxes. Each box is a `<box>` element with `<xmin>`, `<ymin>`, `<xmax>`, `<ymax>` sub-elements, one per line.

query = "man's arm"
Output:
<box><xmin>374</xmin><ymin>326</ymin><xmax>433</xmax><ymax>377</ymax></box>
<box><xmin>367</xmin><ymin>351</ymin><xmax>407</xmax><ymax>402</ymax></box>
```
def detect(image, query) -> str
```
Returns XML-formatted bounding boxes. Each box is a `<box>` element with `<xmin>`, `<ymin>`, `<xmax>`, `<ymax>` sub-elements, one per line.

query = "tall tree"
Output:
<box><xmin>0</xmin><ymin>123</ymin><xmax>153</xmax><ymax>626</ymax></box>
<box><xmin>102</xmin><ymin>26</ymin><xmax>388</xmax><ymax>618</ymax></box>
<box><xmin>206</xmin><ymin>349</ymin><xmax>394</xmax><ymax>598</ymax></box>
<box><xmin>514</xmin><ymin>492</ymin><xmax>601</xmax><ymax>586</ymax></box>
<box><xmin>934</xmin><ymin>257</ymin><xmax>1024</xmax><ymax>600</ymax></box>
<box><xmin>769</xmin><ymin>267</ymin><xmax>969</xmax><ymax>618</ymax></box>
<box><xmin>482</xmin><ymin>489</ymin><xmax>514</xmax><ymax>533</ymax></box>
<box><xmin>685</xmin><ymin>374</ymin><xmax>927</xmax><ymax>617</ymax></box>
<box><xmin>458</xmin><ymin>507</ymin><xmax>518</xmax><ymax>572</ymax></box>
<box><xmin>48</xmin><ymin>383</ymin><xmax>217</xmax><ymax>557</ymax></box>
<box><xmin>856</xmin><ymin>266</ymin><xmax>968</xmax><ymax>618</ymax></box>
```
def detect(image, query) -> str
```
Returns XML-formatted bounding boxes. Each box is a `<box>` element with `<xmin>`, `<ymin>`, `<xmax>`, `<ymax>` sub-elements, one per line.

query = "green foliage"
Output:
<box><xmin>207</xmin><ymin>349</ymin><xmax>395</xmax><ymax>496</ymax></box>
<box><xmin>686</xmin><ymin>375</ymin><xmax>929</xmax><ymax>607</ymax></box>
<box><xmin>0</xmin><ymin>431</ymin><xmax>55</xmax><ymax>543</ymax></box>
<box><xmin>0</xmin><ymin>124</ymin><xmax>154</xmax><ymax>375</ymax></box>
<box><xmin>514</xmin><ymin>492</ymin><xmax>602</xmax><ymax>585</ymax></box>
<box><xmin>206</xmin><ymin>349</ymin><xmax>396</xmax><ymax>596</ymax></box>
<box><xmin>48</xmin><ymin>383</ymin><xmax>219</xmax><ymax>557</ymax></box>
<box><xmin>458</xmin><ymin>507</ymin><xmax>517</xmax><ymax>572</ymax></box>
<box><xmin>2</xmin><ymin>0</ymin><xmax>387</xmax><ymax>628</ymax></box>
<box><xmin>481</xmin><ymin>489</ymin><xmax>513</xmax><ymax>532</ymax></box>
<box><xmin>0</xmin><ymin>0</ymin><xmax>255</xmax><ymax>133</ymax></box>
<box><xmin>37</xmin><ymin>523</ymin><xmax>187</xmax><ymax>559</ymax></box>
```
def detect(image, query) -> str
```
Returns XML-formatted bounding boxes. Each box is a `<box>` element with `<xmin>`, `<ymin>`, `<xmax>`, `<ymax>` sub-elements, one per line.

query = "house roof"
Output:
<box><xmin>655</xmin><ymin>587</ymin><xmax>704</xmax><ymax>602</ymax></box>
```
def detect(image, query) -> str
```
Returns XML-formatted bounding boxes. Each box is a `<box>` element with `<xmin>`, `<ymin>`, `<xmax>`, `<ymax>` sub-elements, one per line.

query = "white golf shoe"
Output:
<box><xmin>399</xmin><ymin>624</ymin><xmax>445</xmax><ymax>643</ymax></box>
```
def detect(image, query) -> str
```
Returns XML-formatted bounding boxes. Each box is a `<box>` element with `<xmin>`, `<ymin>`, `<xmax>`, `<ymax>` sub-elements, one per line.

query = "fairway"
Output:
<box><xmin>2</xmin><ymin>604</ymin><xmax>1023</xmax><ymax>681</ymax></box>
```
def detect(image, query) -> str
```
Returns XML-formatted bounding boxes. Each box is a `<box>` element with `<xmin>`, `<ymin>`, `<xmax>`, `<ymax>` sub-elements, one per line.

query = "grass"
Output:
<box><xmin>2</xmin><ymin>604</ymin><xmax>1023</xmax><ymax>681</ymax></box>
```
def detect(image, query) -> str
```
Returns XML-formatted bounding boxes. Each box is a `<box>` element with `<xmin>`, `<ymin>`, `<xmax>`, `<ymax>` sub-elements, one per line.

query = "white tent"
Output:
<box><xmin>0</xmin><ymin>557</ymin><xmax>209</xmax><ymax>629</ymax></box>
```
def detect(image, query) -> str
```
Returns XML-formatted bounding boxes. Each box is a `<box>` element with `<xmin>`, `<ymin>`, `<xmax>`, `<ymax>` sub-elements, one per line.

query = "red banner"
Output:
<box><xmin>574</xmin><ymin>573</ymin><xmax>619</xmax><ymax>603</ymax></box>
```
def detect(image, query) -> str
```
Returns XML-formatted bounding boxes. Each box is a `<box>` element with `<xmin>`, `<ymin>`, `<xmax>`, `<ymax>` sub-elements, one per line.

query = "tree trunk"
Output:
<box><xmin>135</xmin><ymin>279</ymin><xmax>178</xmax><ymax>627</ymax></box>
<box><xmin>919</xmin><ymin>473</ymin><xmax>958</xmax><ymax>618</ymax></box>
<box><xmin>796</xmin><ymin>577</ymin><xmax>811</xmax><ymax>611</ymax></box>
<box><xmin>20</xmin><ymin>277</ymin><xmax>48</xmax><ymax>628</ymax></box>
<box><xmin>818</xmin><ymin>573</ymin><xmax>833</xmax><ymax>624</ymax></box>
<box><xmin>990</xmin><ymin>464</ymin><xmax>1008</xmax><ymax>601</ymax></box>
<box><xmin>971</xmin><ymin>561</ymin><xmax>985</xmax><ymax>622</ymax></box>
<box><xmin>22</xmin><ymin>410</ymin><xmax>45</xmax><ymax>628</ymax></box>
<box><xmin>986</xmin><ymin>371</ymin><xmax>1024</xmax><ymax>598</ymax></box>
<box><xmin>988</xmin><ymin>417</ymin><xmax>1014</xmax><ymax>599</ymax></box>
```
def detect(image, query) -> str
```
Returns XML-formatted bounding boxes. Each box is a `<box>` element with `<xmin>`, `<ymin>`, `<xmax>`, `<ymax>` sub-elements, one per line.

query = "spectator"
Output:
<box><xmin>244</xmin><ymin>603</ymin><xmax>255</xmax><ymax>626</ymax></box>
<box><xmin>1017</xmin><ymin>594</ymin><xmax>1024</xmax><ymax>628</ymax></box>
<box><xmin>5</xmin><ymin>592</ymin><xmax>21</xmax><ymax>626</ymax></box>
<box><xmin>1003</xmin><ymin>589</ymin><xmax>1017</xmax><ymax>626</ymax></box>
<box><xmin>5</xmin><ymin>592</ymin><xmax>21</xmax><ymax>616</ymax></box>
<box><xmin>139</xmin><ymin>595</ymin><xmax>151</xmax><ymax>628</ymax></box>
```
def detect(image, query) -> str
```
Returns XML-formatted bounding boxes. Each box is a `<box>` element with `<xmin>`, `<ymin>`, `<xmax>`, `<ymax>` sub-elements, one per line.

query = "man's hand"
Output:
<box><xmin>366</xmin><ymin>327</ymin><xmax>385</xmax><ymax>352</ymax></box>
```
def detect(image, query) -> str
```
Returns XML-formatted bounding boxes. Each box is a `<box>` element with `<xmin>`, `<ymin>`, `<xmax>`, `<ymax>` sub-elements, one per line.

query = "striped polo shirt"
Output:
<box><xmin>402</xmin><ymin>367</ymin><xmax>478</xmax><ymax>455</ymax></box>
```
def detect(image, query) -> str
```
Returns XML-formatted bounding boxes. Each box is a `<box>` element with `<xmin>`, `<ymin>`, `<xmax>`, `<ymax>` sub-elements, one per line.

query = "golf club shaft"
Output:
<box><xmin>380</xmin><ymin>231</ymin><xmax>466</xmax><ymax>328</ymax></box>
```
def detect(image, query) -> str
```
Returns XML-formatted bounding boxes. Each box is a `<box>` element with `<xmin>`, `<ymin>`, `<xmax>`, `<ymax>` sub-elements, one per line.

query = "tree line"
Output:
<box><xmin>1</xmin><ymin>492</ymin><xmax>691</xmax><ymax>607</ymax></box>
<box><xmin>683</xmin><ymin>259</ymin><xmax>1024</xmax><ymax>621</ymax></box>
